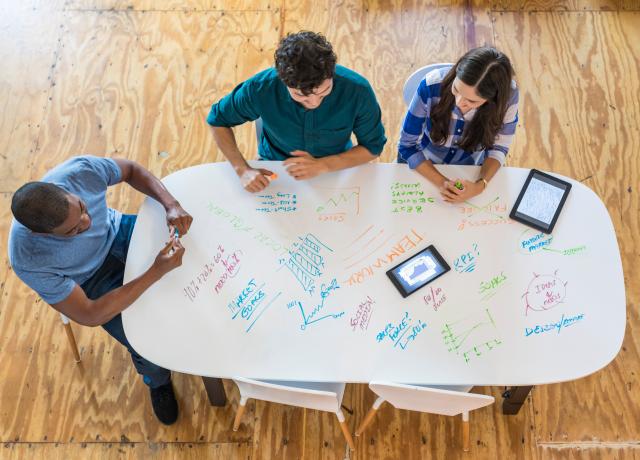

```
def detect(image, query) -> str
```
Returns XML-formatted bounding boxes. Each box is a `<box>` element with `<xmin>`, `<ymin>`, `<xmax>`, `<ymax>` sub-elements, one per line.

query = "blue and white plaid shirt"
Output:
<box><xmin>398</xmin><ymin>66</ymin><xmax>519</xmax><ymax>168</ymax></box>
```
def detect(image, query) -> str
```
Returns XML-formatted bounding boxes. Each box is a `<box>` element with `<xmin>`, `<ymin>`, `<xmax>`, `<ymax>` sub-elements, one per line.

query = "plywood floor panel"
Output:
<box><xmin>0</xmin><ymin>442</ymin><xmax>253</xmax><ymax>460</ymax></box>
<box><xmin>0</xmin><ymin>4</ymin><xmax>65</xmax><ymax>192</ymax></box>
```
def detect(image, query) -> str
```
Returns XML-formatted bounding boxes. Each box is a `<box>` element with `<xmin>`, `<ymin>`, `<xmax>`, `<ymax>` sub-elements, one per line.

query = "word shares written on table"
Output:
<box><xmin>522</xmin><ymin>270</ymin><xmax>568</xmax><ymax>316</ymax></box>
<box><xmin>376</xmin><ymin>311</ymin><xmax>427</xmax><ymax>351</ymax></box>
<box><xmin>478</xmin><ymin>271</ymin><xmax>508</xmax><ymax>301</ymax></box>
<box><xmin>349</xmin><ymin>296</ymin><xmax>375</xmax><ymax>332</ymax></box>
<box><xmin>228</xmin><ymin>278</ymin><xmax>282</xmax><ymax>333</ymax></box>
<box><xmin>343</xmin><ymin>227</ymin><xmax>425</xmax><ymax>286</ymax></box>
<box><xmin>453</xmin><ymin>243</ymin><xmax>480</xmax><ymax>273</ymax></box>
<box><xmin>457</xmin><ymin>196</ymin><xmax>514</xmax><ymax>231</ymax></box>
<box><xmin>525</xmin><ymin>312</ymin><xmax>585</xmax><ymax>337</ymax></box>
<box><xmin>256</xmin><ymin>192</ymin><xmax>297</xmax><ymax>213</ymax></box>
<box><xmin>315</xmin><ymin>186</ymin><xmax>360</xmax><ymax>222</ymax></box>
<box><xmin>390</xmin><ymin>181</ymin><xmax>434</xmax><ymax>214</ymax></box>
<box><xmin>207</xmin><ymin>202</ymin><xmax>290</xmax><ymax>256</ymax></box>
<box><xmin>287</xmin><ymin>278</ymin><xmax>344</xmax><ymax>330</ymax></box>
<box><xmin>423</xmin><ymin>285</ymin><xmax>447</xmax><ymax>311</ymax></box>
<box><xmin>441</xmin><ymin>308</ymin><xmax>502</xmax><ymax>364</ymax></box>
<box><xmin>279</xmin><ymin>233</ymin><xmax>333</xmax><ymax>295</ymax></box>
<box><xmin>182</xmin><ymin>244</ymin><xmax>242</xmax><ymax>302</ymax></box>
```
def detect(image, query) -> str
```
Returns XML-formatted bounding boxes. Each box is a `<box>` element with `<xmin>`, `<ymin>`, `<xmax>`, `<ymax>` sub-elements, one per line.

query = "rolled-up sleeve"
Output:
<box><xmin>206</xmin><ymin>80</ymin><xmax>260</xmax><ymax>128</ymax></box>
<box><xmin>398</xmin><ymin>78</ymin><xmax>431</xmax><ymax>169</ymax></box>
<box><xmin>353</xmin><ymin>83</ymin><xmax>387</xmax><ymax>156</ymax></box>
<box><xmin>486</xmin><ymin>85</ymin><xmax>519</xmax><ymax>165</ymax></box>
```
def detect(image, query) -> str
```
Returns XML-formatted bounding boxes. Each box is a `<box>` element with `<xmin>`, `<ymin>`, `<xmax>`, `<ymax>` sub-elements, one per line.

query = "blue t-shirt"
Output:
<box><xmin>8</xmin><ymin>156</ymin><xmax>123</xmax><ymax>304</ymax></box>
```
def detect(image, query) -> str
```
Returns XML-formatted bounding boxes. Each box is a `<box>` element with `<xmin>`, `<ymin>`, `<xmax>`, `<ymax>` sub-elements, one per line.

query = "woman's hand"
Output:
<box><xmin>440</xmin><ymin>179</ymin><xmax>484</xmax><ymax>203</ymax></box>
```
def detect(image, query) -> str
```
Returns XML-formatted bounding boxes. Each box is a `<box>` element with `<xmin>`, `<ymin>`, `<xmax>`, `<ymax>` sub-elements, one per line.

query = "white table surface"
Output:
<box><xmin>122</xmin><ymin>162</ymin><xmax>626</xmax><ymax>386</ymax></box>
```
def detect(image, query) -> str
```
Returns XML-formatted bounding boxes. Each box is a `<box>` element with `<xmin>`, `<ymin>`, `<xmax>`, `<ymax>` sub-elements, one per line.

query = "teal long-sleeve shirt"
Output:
<box><xmin>206</xmin><ymin>66</ymin><xmax>387</xmax><ymax>161</ymax></box>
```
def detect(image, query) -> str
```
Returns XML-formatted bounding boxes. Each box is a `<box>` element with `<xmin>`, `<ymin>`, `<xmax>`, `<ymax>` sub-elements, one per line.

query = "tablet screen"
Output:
<box><xmin>387</xmin><ymin>246</ymin><xmax>450</xmax><ymax>297</ymax></box>
<box><xmin>511</xmin><ymin>170</ymin><xmax>571</xmax><ymax>233</ymax></box>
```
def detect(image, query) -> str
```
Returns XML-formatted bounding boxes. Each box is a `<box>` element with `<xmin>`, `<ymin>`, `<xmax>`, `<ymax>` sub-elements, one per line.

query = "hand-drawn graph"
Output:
<box><xmin>287</xmin><ymin>278</ymin><xmax>344</xmax><ymax>330</ymax></box>
<box><xmin>441</xmin><ymin>308</ymin><xmax>502</xmax><ymax>363</ymax></box>
<box><xmin>522</xmin><ymin>270</ymin><xmax>567</xmax><ymax>316</ymax></box>
<box><xmin>315</xmin><ymin>186</ymin><xmax>360</xmax><ymax>222</ymax></box>
<box><xmin>279</xmin><ymin>233</ymin><xmax>333</xmax><ymax>295</ymax></box>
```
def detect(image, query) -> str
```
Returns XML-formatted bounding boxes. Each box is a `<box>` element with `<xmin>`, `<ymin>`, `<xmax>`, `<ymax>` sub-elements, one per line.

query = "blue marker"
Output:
<box><xmin>174</xmin><ymin>228</ymin><xmax>180</xmax><ymax>240</ymax></box>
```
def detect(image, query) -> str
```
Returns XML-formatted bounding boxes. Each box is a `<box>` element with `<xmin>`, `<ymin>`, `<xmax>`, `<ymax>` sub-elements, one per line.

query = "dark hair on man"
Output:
<box><xmin>11</xmin><ymin>182</ymin><xmax>70</xmax><ymax>233</ymax></box>
<box><xmin>430</xmin><ymin>46</ymin><xmax>514</xmax><ymax>152</ymax></box>
<box><xmin>275</xmin><ymin>31</ymin><xmax>337</xmax><ymax>96</ymax></box>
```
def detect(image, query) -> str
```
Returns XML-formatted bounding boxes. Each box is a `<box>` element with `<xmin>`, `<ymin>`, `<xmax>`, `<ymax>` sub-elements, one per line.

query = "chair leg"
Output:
<box><xmin>355</xmin><ymin>397</ymin><xmax>385</xmax><ymax>436</ymax></box>
<box><xmin>462</xmin><ymin>411</ymin><xmax>470</xmax><ymax>452</ymax></box>
<box><xmin>62</xmin><ymin>320</ymin><xmax>81</xmax><ymax>363</ymax></box>
<box><xmin>233</xmin><ymin>398</ymin><xmax>247</xmax><ymax>431</ymax></box>
<box><xmin>336</xmin><ymin>410</ymin><xmax>355</xmax><ymax>451</ymax></box>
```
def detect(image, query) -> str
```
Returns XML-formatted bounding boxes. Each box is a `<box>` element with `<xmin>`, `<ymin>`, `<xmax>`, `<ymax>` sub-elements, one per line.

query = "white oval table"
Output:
<box><xmin>123</xmin><ymin>162</ymin><xmax>625</xmax><ymax>414</ymax></box>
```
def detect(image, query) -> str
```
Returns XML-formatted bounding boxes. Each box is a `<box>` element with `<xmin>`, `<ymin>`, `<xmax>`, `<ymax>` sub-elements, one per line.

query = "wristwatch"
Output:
<box><xmin>477</xmin><ymin>178</ymin><xmax>488</xmax><ymax>189</ymax></box>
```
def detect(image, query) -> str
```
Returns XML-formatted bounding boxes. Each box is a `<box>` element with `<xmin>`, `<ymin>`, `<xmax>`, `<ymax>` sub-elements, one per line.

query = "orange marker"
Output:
<box><xmin>267</xmin><ymin>173</ymin><xmax>278</xmax><ymax>182</ymax></box>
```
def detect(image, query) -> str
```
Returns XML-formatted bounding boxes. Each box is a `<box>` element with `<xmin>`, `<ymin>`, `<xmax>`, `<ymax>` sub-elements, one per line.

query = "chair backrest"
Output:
<box><xmin>255</xmin><ymin>117</ymin><xmax>263</xmax><ymax>147</ymax></box>
<box><xmin>402</xmin><ymin>63</ymin><xmax>454</xmax><ymax>106</ymax></box>
<box><xmin>233</xmin><ymin>377</ymin><xmax>343</xmax><ymax>413</ymax></box>
<box><xmin>369</xmin><ymin>381</ymin><xmax>494</xmax><ymax>416</ymax></box>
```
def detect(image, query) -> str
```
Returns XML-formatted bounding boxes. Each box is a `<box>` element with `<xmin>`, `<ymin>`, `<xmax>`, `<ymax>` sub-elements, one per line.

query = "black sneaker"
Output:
<box><xmin>149</xmin><ymin>381</ymin><xmax>179</xmax><ymax>425</ymax></box>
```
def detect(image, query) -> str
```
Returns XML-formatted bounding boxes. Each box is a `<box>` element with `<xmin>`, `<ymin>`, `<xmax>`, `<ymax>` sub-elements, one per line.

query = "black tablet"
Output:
<box><xmin>509</xmin><ymin>169</ymin><xmax>572</xmax><ymax>234</ymax></box>
<box><xmin>386</xmin><ymin>245</ymin><xmax>451</xmax><ymax>298</ymax></box>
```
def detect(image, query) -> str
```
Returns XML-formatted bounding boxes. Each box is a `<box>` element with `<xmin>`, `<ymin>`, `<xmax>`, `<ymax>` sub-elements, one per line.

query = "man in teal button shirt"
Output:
<box><xmin>207</xmin><ymin>31</ymin><xmax>387</xmax><ymax>193</ymax></box>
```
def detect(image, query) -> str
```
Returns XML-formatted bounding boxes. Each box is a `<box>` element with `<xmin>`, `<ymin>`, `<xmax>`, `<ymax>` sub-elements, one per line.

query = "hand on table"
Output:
<box><xmin>166</xmin><ymin>203</ymin><xmax>193</xmax><ymax>236</ymax></box>
<box><xmin>151</xmin><ymin>239</ymin><xmax>185</xmax><ymax>278</ymax></box>
<box><xmin>283</xmin><ymin>150</ymin><xmax>329</xmax><ymax>180</ymax></box>
<box><xmin>238</xmin><ymin>166</ymin><xmax>276</xmax><ymax>193</ymax></box>
<box><xmin>440</xmin><ymin>179</ymin><xmax>484</xmax><ymax>203</ymax></box>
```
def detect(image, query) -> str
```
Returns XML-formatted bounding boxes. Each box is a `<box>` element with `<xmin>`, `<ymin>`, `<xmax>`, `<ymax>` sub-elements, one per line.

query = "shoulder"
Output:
<box><xmin>44</xmin><ymin>155</ymin><xmax>120</xmax><ymax>181</ymax></box>
<box><xmin>245</xmin><ymin>68</ymin><xmax>282</xmax><ymax>92</ymax></box>
<box><xmin>423</xmin><ymin>65</ymin><xmax>451</xmax><ymax>89</ymax></box>
<box><xmin>334</xmin><ymin>65</ymin><xmax>373</xmax><ymax>91</ymax></box>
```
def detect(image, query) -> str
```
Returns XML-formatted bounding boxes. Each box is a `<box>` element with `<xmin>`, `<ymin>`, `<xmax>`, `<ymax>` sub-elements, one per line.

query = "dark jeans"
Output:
<box><xmin>80</xmin><ymin>214</ymin><xmax>171</xmax><ymax>389</ymax></box>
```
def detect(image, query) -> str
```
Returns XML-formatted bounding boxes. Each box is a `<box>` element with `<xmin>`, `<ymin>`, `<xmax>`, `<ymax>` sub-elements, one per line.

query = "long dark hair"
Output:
<box><xmin>430</xmin><ymin>47</ymin><xmax>514</xmax><ymax>152</ymax></box>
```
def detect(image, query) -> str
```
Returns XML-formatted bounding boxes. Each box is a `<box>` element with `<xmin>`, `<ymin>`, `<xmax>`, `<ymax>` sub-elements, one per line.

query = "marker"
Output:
<box><xmin>267</xmin><ymin>173</ymin><xmax>278</xmax><ymax>182</ymax></box>
<box><xmin>174</xmin><ymin>229</ymin><xmax>180</xmax><ymax>240</ymax></box>
<box><xmin>454</xmin><ymin>181</ymin><xmax>464</xmax><ymax>191</ymax></box>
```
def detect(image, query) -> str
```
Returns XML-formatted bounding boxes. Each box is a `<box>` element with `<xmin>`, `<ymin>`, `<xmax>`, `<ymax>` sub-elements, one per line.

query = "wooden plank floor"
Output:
<box><xmin>0</xmin><ymin>0</ymin><xmax>638</xmax><ymax>459</ymax></box>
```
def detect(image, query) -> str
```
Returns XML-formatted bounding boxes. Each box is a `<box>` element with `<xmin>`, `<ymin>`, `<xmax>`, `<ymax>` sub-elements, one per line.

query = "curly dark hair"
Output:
<box><xmin>275</xmin><ymin>31</ymin><xmax>337</xmax><ymax>96</ymax></box>
<box><xmin>430</xmin><ymin>46</ymin><xmax>514</xmax><ymax>152</ymax></box>
<box><xmin>11</xmin><ymin>182</ymin><xmax>70</xmax><ymax>233</ymax></box>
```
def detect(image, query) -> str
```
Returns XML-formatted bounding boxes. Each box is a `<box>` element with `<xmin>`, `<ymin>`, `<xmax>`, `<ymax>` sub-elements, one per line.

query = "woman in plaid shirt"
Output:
<box><xmin>398</xmin><ymin>47</ymin><xmax>519</xmax><ymax>203</ymax></box>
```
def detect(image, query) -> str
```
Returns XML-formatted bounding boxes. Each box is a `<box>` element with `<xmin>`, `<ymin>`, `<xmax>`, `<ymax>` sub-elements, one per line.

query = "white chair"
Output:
<box><xmin>355</xmin><ymin>382</ymin><xmax>494</xmax><ymax>452</ymax></box>
<box><xmin>232</xmin><ymin>377</ymin><xmax>355</xmax><ymax>451</ymax></box>
<box><xmin>255</xmin><ymin>117</ymin><xmax>263</xmax><ymax>147</ymax></box>
<box><xmin>60</xmin><ymin>313</ymin><xmax>81</xmax><ymax>363</ymax></box>
<box><xmin>402</xmin><ymin>62</ymin><xmax>453</xmax><ymax>106</ymax></box>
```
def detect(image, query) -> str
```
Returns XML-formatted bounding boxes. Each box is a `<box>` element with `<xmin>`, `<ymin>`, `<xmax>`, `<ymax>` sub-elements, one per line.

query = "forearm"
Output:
<box><xmin>127</xmin><ymin>165</ymin><xmax>179</xmax><ymax>211</ymax></box>
<box><xmin>84</xmin><ymin>268</ymin><xmax>162</xmax><ymax>326</ymax></box>
<box><xmin>320</xmin><ymin>145</ymin><xmax>377</xmax><ymax>173</ymax></box>
<box><xmin>479</xmin><ymin>158</ymin><xmax>501</xmax><ymax>183</ymax></box>
<box><xmin>414</xmin><ymin>160</ymin><xmax>449</xmax><ymax>188</ymax></box>
<box><xmin>210</xmin><ymin>125</ymin><xmax>250</xmax><ymax>175</ymax></box>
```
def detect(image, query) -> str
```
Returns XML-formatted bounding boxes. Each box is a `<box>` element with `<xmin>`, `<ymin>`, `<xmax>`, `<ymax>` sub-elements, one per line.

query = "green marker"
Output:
<box><xmin>454</xmin><ymin>181</ymin><xmax>464</xmax><ymax>191</ymax></box>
